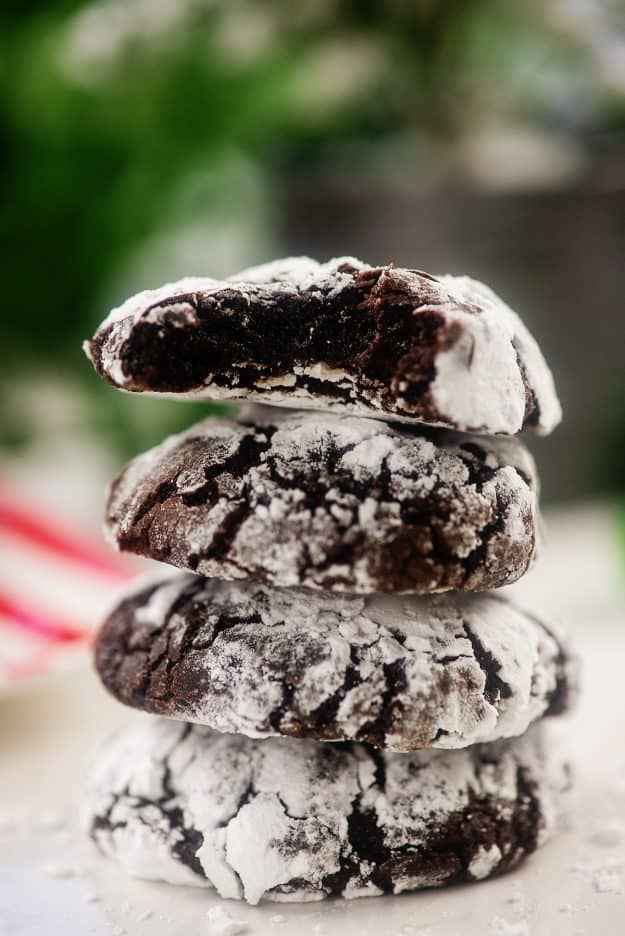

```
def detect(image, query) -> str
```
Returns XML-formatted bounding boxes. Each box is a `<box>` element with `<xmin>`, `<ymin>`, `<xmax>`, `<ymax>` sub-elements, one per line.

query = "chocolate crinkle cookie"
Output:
<box><xmin>86</xmin><ymin>719</ymin><xmax>569</xmax><ymax>905</ymax></box>
<box><xmin>105</xmin><ymin>406</ymin><xmax>540</xmax><ymax>595</ymax></box>
<box><xmin>95</xmin><ymin>574</ymin><xmax>575</xmax><ymax>751</ymax></box>
<box><xmin>84</xmin><ymin>256</ymin><xmax>561</xmax><ymax>436</ymax></box>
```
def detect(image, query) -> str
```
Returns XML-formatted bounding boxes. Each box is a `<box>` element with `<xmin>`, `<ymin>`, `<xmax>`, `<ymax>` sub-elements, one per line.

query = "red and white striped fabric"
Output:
<box><xmin>0</xmin><ymin>484</ymin><xmax>140</xmax><ymax>691</ymax></box>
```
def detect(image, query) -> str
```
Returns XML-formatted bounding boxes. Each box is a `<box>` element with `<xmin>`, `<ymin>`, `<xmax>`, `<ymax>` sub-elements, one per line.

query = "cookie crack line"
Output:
<box><xmin>131</xmin><ymin>427</ymin><xmax>278</xmax><ymax>568</ymax></box>
<box><xmin>355</xmin><ymin>658</ymin><xmax>408</xmax><ymax>747</ymax></box>
<box><xmin>85</xmin><ymin>256</ymin><xmax>561</xmax><ymax>436</ymax></box>
<box><xmin>461</xmin><ymin>618</ymin><xmax>513</xmax><ymax>706</ymax></box>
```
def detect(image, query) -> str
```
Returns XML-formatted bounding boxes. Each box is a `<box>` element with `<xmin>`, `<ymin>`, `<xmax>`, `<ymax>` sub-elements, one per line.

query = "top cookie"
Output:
<box><xmin>85</xmin><ymin>257</ymin><xmax>561</xmax><ymax>436</ymax></box>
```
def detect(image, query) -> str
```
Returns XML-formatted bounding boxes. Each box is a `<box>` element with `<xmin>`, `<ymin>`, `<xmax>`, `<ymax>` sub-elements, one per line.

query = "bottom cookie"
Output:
<box><xmin>86</xmin><ymin>720</ymin><xmax>568</xmax><ymax>905</ymax></box>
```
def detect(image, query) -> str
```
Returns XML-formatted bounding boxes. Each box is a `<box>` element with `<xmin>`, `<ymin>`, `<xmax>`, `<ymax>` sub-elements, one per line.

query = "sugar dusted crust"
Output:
<box><xmin>86</xmin><ymin>719</ymin><xmax>569</xmax><ymax>904</ymax></box>
<box><xmin>95</xmin><ymin>573</ymin><xmax>575</xmax><ymax>751</ymax></box>
<box><xmin>85</xmin><ymin>257</ymin><xmax>561</xmax><ymax>436</ymax></box>
<box><xmin>104</xmin><ymin>406</ymin><xmax>540</xmax><ymax>595</ymax></box>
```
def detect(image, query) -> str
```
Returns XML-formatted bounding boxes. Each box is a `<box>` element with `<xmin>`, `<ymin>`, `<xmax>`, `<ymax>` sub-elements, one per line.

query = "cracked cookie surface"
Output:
<box><xmin>86</xmin><ymin>719</ymin><xmax>569</xmax><ymax>904</ymax></box>
<box><xmin>84</xmin><ymin>256</ymin><xmax>561</xmax><ymax>435</ymax></box>
<box><xmin>95</xmin><ymin>574</ymin><xmax>575</xmax><ymax>751</ymax></box>
<box><xmin>105</xmin><ymin>406</ymin><xmax>539</xmax><ymax>594</ymax></box>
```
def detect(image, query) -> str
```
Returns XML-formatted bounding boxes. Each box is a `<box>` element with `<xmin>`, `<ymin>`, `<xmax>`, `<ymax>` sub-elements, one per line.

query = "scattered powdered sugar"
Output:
<box><xmin>592</xmin><ymin>868</ymin><xmax>624</xmax><ymax>894</ymax></box>
<box><xmin>490</xmin><ymin>917</ymin><xmax>530</xmax><ymax>936</ymax></box>
<box><xmin>86</xmin><ymin>720</ymin><xmax>567</xmax><ymax>905</ymax></box>
<box><xmin>205</xmin><ymin>905</ymin><xmax>249</xmax><ymax>934</ymax></box>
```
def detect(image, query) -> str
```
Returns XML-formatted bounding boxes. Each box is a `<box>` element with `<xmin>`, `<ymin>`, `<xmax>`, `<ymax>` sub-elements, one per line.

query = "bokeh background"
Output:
<box><xmin>1</xmin><ymin>1</ymin><xmax>625</xmax><ymax>678</ymax></box>
<box><xmin>2</xmin><ymin>0</ymin><xmax>625</xmax><ymax>495</ymax></box>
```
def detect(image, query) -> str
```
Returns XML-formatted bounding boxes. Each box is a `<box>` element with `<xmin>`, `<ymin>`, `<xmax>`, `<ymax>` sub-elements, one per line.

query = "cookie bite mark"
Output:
<box><xmin>121</xmin><ymin>317</ymin><xmax>211</xmax><ymax>393</ymax></box>
<box><xmin>85</xmin><ymin>256</ymin><xmax>561</xmax><ymax>435</ymax></box>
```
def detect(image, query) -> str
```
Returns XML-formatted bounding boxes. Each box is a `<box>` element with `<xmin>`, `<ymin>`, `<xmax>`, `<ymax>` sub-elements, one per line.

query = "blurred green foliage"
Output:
<box><xmin>1</xmin><ymin>0</ymin><xmax>623</xmax><ymax>456</ymax></box>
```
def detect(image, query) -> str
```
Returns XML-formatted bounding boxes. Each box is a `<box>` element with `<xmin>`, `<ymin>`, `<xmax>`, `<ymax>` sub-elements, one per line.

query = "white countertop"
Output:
<box><xmin>2</xmin><ymin>502</ymin><xmax>625</xmax><ymax>936</ymax></box>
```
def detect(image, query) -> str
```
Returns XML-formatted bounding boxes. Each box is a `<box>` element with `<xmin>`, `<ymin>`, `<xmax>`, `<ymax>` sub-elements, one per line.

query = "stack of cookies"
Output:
<box><xmin>84</xmin><ymin>257</ymin><xmax>575</xmax><ymax>905</ymax></box>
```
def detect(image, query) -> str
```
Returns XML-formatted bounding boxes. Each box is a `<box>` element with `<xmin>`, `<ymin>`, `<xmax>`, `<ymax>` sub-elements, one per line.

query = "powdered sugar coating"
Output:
<box><xmin>105</xmin><ymin>407</ymin><xmax>540</xmax><ymax>594</ymax></box>
<box><xmin>86</xmin><ymin>720</ymin><xmax>569</xmax><ymax>904</ymax></box>
<box><xmin>84</xmin><ymin>256</ymin><xmax>561</xmax><ymax>436</ymax></box>
<box><xmin>95</xmin><ymin>573</ymin><xmax>575</xmax><ymax>751</ymax></box>
<box><xmin>434</xmin><ymin>275</ymin><xmax>561</xmax><ymax>437</ymax></box>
